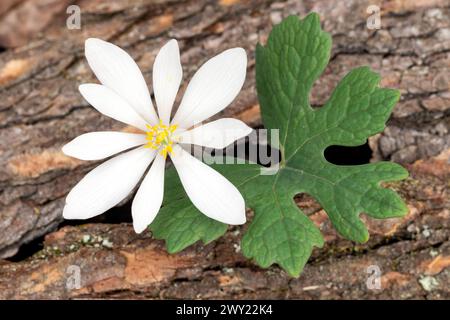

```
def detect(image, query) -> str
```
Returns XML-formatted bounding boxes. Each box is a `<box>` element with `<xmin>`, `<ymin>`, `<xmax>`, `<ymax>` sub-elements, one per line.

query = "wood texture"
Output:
<box><xmin>0</xmin><ymin>153</ymin><xmax>448</xmax><ymax>299</ymax></box>
<box><xmin>0</xmin><ymin>0</ymin><xmax>448</xmax><ymax>299</ymax></box>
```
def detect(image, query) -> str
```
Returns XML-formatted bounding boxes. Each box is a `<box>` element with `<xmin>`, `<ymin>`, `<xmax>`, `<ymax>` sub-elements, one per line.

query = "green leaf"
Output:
<box><xmin>149</xmin><ymin>12</ymin><xmax>408</xmax><ymax>277</ymax></box>
<box><xmin>150</xmin><ymin>197</ymin><xmax>228</xmax><ymax>253</ymax></box>
<box><xmin>149</xmin><ymin>167</ymin><xmax>227</xmax><ymax>253</ymax></box>
<box><xmin>246</xmin><ymin>13</ymin><xmax>407</xmax><ymax>275</ymax></box>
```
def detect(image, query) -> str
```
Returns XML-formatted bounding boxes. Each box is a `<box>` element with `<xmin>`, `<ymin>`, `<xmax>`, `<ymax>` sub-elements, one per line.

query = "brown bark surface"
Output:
<box><xmin>0</xmin><ymin>153</ymin><xmax>448</xmax><ymax>299</ymax></box>
<box><xmin>0</xmin><ymin>0</ymin><xmax>449</xmax><ymax>299</ymax></box>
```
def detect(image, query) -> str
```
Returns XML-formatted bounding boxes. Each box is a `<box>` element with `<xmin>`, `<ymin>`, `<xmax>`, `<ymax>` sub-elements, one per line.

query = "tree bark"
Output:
<box><xmin>0</xmin><ymin>0</ymin><xmax>448</xmax><ymax>299</ymax></box>
<box><xmin>0</xmin><ymin>153</ymin><xmax>448</xmax><ymax>299</ymax></box>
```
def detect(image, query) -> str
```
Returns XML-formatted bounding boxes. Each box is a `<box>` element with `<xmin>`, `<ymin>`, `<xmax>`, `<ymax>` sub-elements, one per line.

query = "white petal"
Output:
<box><xmin>170</xmin><ymin>145</ymin><xmax>246</xmax><ymax>225</ymax></box>
<box><xmin>176</xmin><ymin>118</ymin><xmax>252</xmax><ymax>149</ymax></box>
<box><xmin>63</xmin><ymin>146</ymin><xmax>155</xmax><ymax>220</ymax></box>
<box><xmin>62</xmin><ymin>131</ymin><xmax>147</xmax><ymax>161</ymax></box>
<box><xmin>132</xmin><ymin>154</ymin><xmax>166</xmax><ymax>233</ymax></box>
<box><xmin>153</xmin><ymin>39</ymin><xmax>182</xmax><ymax>124</ymax></box>
<box><xmin>172</xmin><ymin>48</ymin><xmax>247</xmax><ymax>129</ymax></box>
<box><xmin>85</xmin><ymin>38</ymin><xmax>158</xmax><ymax>124</ymax></box>
<box><xmin>79</xmin><ymin>84</ymin><xmax>148</xmax><ymax>131</ymax></box>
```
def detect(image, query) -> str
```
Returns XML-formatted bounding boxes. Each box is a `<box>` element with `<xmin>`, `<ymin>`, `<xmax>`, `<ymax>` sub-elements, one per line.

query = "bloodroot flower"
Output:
<box><xmin>62</xmin><ymin>38</ymin><xmax>252</xmax><ymax>233</ymax></box>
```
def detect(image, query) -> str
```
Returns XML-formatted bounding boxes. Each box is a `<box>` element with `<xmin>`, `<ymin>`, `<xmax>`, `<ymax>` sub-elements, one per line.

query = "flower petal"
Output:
<box><xmin>153</xmin><ymin>39</ymin><xmax>182</xmax><ymax>124</ymax></box>
<box><xmin>63</xmin><ymin>146</ymin><xmax>155</xmax><ymax>220</ymax></box>
<box><xmin>85</xmin><ymin>38</ymin><xmax>158</xmax><ymax>124</ymax></box>
<box><xmin>79</xmin><ymin>84</ymin><xmax>148</xmax><ymax>131</ymax></box>
<box><xmin>62</xmin><ymin>131</ymin><xmax>147</xmax><ymax>161</ymax></box>
<box><xmin>176</xmin><ymin>118</ymin><xmax>252</xmax><ymax>149</ymax></box>
<box><xmin>170</xmin><ymin>145</ymin><xmax>246</xmax><ymax>225</ymax></box>
<box><xmin>172</xmin><ymin>48</ymin><xmax>247</xmax><ymax>129</ymax></box>
<box><xmin>132</xmin><ymin>154</ymin><xmax>166</xmax><ymax>233</ymax></box>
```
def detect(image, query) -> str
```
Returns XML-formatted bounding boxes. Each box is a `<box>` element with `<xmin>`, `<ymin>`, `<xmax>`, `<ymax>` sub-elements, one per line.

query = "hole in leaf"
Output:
<box><xmin>294</xmin><ymin>193</ymin><xmax>322</xmax><ymax>216</ymax></box>
<box><xmin>324</xmin><ymin>141</ymin><xmax>372</xmax><ymax>165</ymax></box>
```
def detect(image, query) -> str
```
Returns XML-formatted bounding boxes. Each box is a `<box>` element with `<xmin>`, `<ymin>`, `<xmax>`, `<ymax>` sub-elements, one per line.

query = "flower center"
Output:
<box><xmin>145</xmin><ymin>120</ymin><xmax>178</xmax><ymax>158</ymax></box>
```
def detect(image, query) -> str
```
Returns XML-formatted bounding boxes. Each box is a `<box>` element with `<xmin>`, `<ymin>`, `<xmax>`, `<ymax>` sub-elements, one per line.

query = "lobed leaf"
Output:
<box><xmin>149</xmin><ymin>13</ymin><xmax>408</xmax><ymax>277</ymax></box>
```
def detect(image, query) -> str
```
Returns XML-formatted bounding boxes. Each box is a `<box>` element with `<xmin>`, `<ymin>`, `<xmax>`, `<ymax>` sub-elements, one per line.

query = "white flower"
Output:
<box><xmin>62</xmin><ymin>38</ymin><xmax>252</xmax><ymax>233</ymax></box>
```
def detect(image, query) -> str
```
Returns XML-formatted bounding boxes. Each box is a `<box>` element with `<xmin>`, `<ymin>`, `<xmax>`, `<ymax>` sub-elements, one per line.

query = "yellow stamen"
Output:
<box><xmin>145</xmin><ymin>122</ymin><xmax>178</xmax><ymax>158</ymax></box>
